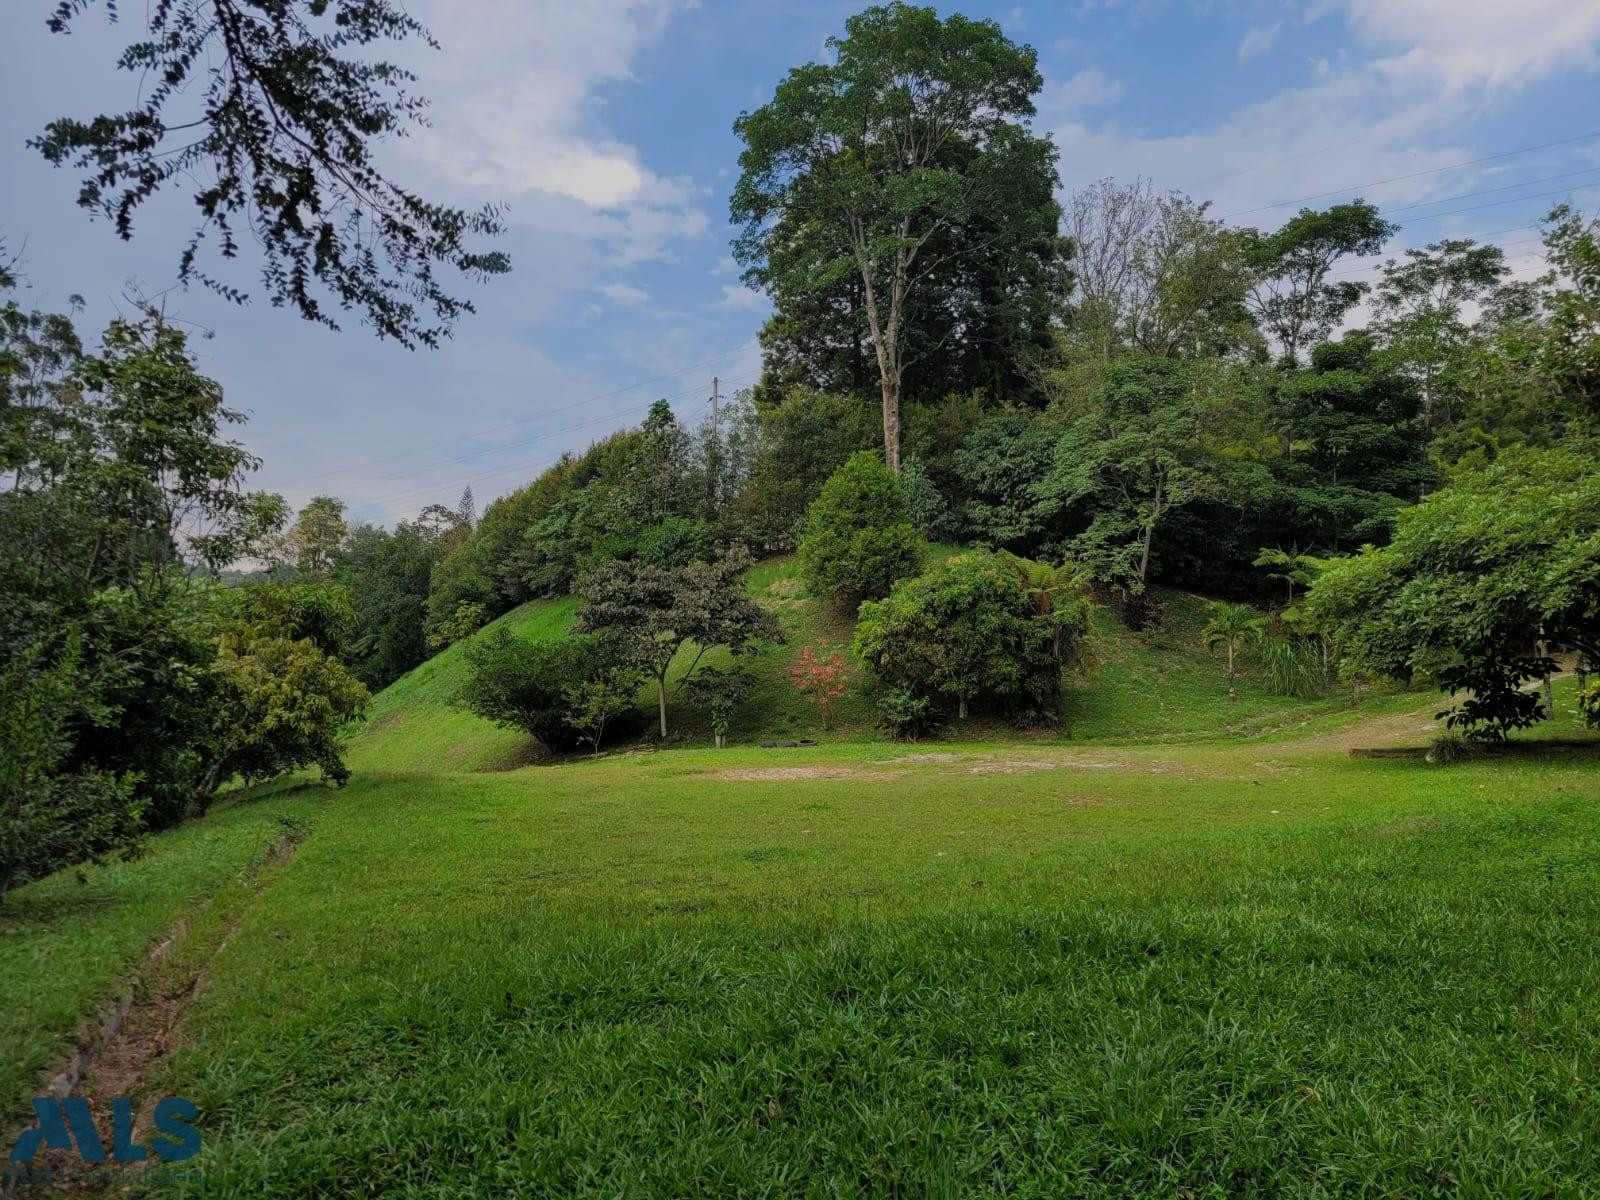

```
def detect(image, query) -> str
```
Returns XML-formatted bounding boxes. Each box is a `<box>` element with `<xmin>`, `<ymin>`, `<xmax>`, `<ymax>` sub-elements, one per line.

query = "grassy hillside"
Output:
<box><xmin>350</xmin><ymin>555</ymin><xmax>1430</xmax><ymax>771</ymax></box>
<box><xmin>350</xmin><ymin>597</ymin><xmax>580</xmax><ymax>773</ymax></box>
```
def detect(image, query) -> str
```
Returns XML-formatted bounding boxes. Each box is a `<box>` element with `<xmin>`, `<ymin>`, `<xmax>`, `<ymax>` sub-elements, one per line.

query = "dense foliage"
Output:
<box><xmin>0</xmin><ymin>281</ymin><xmax>369</xmax><ymax>902</ymax></box>
<box><xmin>854</xmin><ymin>553</ymin><xmax>1065</xmax><ymax>724</ymax></box>
<box><xmin>1308</xmin><ymin>447</ymin><xmax>1600</xmax><ymax>739</ymax></box>
<box><xmin>799</xmin><ymin>452</ymin><xmax>924</xmax><ymax>607</ymax></box>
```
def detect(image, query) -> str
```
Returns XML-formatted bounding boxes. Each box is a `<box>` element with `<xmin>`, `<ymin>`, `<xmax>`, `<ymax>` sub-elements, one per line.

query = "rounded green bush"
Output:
<box><xmin>799</xmin><ymin>451</ymin><xmax>924</xmax><ymax>606</ymax></box>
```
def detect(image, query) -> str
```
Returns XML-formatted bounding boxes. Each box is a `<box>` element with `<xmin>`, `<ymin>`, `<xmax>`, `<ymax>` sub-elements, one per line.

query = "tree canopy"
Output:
<box><xmin>732</xmin><ymin>2</ymin><xmax>1059</xmax><ymax>470</ymax></box>
<box><xmin>33</xmin><ymin>0</ymin><xmax>509</xmax><ymax>348</ymax></box>
<box><xmin>1308</xmin><ymin>447</ymin><xmax>1600</xmax><ymax>739</ymax></box>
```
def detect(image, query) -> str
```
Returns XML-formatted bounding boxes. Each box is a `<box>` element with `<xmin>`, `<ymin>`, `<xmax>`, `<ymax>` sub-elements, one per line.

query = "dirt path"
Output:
<box><xmin>5</xmin><ymin>834</ymin><xmax>301</xmax><ymax>1195</ymax></box>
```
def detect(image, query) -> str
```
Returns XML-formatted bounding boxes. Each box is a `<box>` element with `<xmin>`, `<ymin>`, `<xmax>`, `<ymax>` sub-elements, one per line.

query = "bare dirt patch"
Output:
<box><xmin>713</xmin><ymin>767</ymin><xmax>899</xmax><ymax>782</ymax></box>
<box><xmin>967</xmin><ymin>760</ymin><xmax>1060</xmax><ymax>775</ymax></box>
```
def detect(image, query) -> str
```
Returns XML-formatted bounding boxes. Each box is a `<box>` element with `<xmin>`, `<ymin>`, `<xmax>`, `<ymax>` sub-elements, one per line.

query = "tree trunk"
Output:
<box><xmin>880</xmin><ymin>370</ymin><xmax>901</xmax><ymax>474</ymax></box>
<box><xmin>1227</xmin><ymin>646</ymin><xmax>1236</xmax><ymax>700</ymax></box>
<box><xmin>192</xmin><ymin>760</ymin><xmax>225</xmax><ymax>817</ymax></box>
<box><xmin>1536</xmin><ymin>639</ymin><xmax>1555</xmax><ymax>718</ymax></box>
<box><xmin>656</xmin><ymin>676</ymin><xmax>669</xmax><ymax>740</ymax></box>
<box><xmin>958</xmin><ymin>696</ymin><xmax>968</xmax><ymax>720</ymax></box>
<box><xmin>1137</xmin><ymin>519</ymin><xmax>1156</xmax><ymax>590</ymax></box>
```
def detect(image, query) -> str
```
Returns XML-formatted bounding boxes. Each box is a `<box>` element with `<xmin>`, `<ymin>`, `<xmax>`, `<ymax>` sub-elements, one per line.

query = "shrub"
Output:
<box><xmin>1427</xmin><ymin>731</ymin><xmax>1481</xmax><ymax>765</ymax></box>
<box><xmin>854</xmin><ymin>553</ymin><xmax>1061</xmax><ymax>724</ymax></box>
<box><xmin>876</xmin><ymin>687</ymin><xmax>937</xmax><ymax>741</ymax></box>
<box><xmin>790</xmin><ymin>644</ymin><xmax>850</xmax><ymax>732</ymax></box>
<box><xmin>799</xmin><ymin>451</ymin><xmax>923</xmax><ymax>607</ymax></box>
<box><xmin>198</xmin><ymin>627</ymin><xmax>371</xmax><ymax>807</ymax></box>
<box><xmin>456</xmin><ymin>629</ymin><xmax>605</xmax><ymax>756</ymax></box>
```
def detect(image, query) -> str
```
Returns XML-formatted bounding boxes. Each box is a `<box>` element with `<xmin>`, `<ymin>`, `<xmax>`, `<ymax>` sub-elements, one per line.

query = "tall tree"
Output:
<box><xmin>752</xmin><ymin>136</ymin><xmax>1070</xmax><ymax>406</ymax></box>
<box><xmin>1040</xmin><ymin>358</ymin><xmax>1254</xmax><ymax>593</ymax></box>
<box><xmin>283</xmin><ymin>496</ymin><xmax>349</xmax><ymax>579</ymax></box>
<box><xmin>1371</xmin><ymin>238</ymin><xmax>1507</xmax><ymax>429</ymax></box>
<box><xmin>32</xmin><ymin>0</ymin><xmax>509</xmax><ymax>348</ymax></box>
<box><xmin>1241</xmin><ymin>201</ymin><xmax>1397</xmax><ymax>365</ymax></box>
<box><xmin>732</xmin><ymin>3</ymin><xmax>1055</xmax><ymax>471</ymax></box>
<box><xmin>1064</xmin><ymin>179</ymin><xmax>1257</xmax><ymax>361</ymax></box>
<box><xmin>1269</xmin><ymin>332</ymin><xmax>1431</xmax><ymax>552</ymax></box>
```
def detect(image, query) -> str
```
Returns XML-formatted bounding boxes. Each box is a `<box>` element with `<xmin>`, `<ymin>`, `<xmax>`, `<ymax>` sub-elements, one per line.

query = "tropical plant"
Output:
<box><xmin>1252</xmin><ymin>547</ymin><xmax>1326</xmax><ymax>607</ymax></box>
<box><xmin>1201</xmin><ymin>601</ymin><xmax>1262</xmax><ymax>700</ymax></box>
<box><xmin>998</xmin><ymin>552</ymin><xmax>1094</xmax><ymax>662</ymax></box>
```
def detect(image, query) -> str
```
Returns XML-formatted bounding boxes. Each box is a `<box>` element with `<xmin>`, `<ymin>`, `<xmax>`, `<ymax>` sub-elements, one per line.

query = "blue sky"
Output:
<box><xmin>3</xmin><ymin>0</ymin><xmax>1599</xmax><ymax>527</ymax></box>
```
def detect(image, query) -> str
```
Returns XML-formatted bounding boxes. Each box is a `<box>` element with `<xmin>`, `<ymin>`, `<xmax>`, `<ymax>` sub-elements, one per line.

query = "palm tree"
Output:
<box><xmin>1202</xmin><ymin>601</ymin><xmax>1262</xmax><ymax>700</ymax></box>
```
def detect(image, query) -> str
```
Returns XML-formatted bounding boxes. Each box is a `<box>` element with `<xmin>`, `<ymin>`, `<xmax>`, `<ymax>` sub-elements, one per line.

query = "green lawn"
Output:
<box><xmin>10</xmin><ymin>575</ymin><xmax>1597</xmax><ymax>1196</ymax></box>
<box><xmin>132</xmin><ymin>707</ymin><xmax>1600</xmax><ymax>1196</ymax></box>
<box><xmin>0</xmin><ymin>787</ymin><xmax>323</xmax><ymax>1126</ymax></box>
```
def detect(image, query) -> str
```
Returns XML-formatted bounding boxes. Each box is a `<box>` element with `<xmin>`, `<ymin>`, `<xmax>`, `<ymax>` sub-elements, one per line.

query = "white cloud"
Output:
<box><xmin>1006</xmin><ymin>6</ymin><xmax>1026</xmax><ymax>31</ymax></box>
<box><xmin>715</xmin><ymin>284</ymin><xmax>768</xmax><ymax>313</ymax></box>
<box><xmin>1338</xmin><ymin>0</ymin><xmax>1600</xmax><ymax>92</ymax></box>
<box><xmin>1237</xmin><ymin>22</ymin><xmax>1282</xmax><ymax>63</ymax></box>
<box><xmin>1048</xmin><ymin>0</ymin><xmax>1600</xmax><ymax>228</ymax></box>
<box><xmin>1040</xmin><ymin>66</ymin><xmax>1126</xmax><ymax>116</ymax></box>
<box><xmin>399</xmin><ymin>0</ymin><xmax>709</xmax><ymax>268</ymax></box>
<box><xmin>599</xmin><ymin>282</ymin><xmax>651</xmax><ymax>306</ymax></box>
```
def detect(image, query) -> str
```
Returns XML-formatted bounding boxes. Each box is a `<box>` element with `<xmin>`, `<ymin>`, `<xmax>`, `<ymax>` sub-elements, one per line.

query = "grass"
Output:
<box><xmin>140</xmin><ymin>722</ymin><xmax>1600</xmax><ymax>1196</ymax></box>
<box><xmin>12</xmin><ymin>561</ymin><xmax>1596</xmax><ymax>1195</ymax></box>
<box><xmin>1062</xmin><ymin>590</ymin><xmax>1424</xmax><ymax>745</ymax></box>
<box><xmin>0</xmin><ymin>787</ymin><xmax>323</xmax><ymax>1126</ymax></box>
<box><xmin>354</xmin><ymin>558</ymin><xmax>1434</xmax><ymax>768</ymax></box>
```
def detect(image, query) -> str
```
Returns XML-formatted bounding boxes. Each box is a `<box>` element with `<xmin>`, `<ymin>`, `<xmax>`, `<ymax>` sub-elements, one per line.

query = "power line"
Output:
<box><xmin>1216</xmin><ymin>129</ymin><xmax>1600</xmax><ymax>220</ymax></box>
<box><xmin>1376</xmin><ymin>166</ymin><xmax>1600</xmax><ymax>219</ymax></box>
<box><xmin>1381</xmin><ymin>180</ymin><xmax>1600</xmax><ymax>226</ymax></box>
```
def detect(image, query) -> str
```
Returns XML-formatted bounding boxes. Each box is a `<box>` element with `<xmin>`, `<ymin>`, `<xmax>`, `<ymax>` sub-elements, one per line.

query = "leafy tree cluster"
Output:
<box><xmin>854</xmin><ymin>552</ymin><xmax>1072</xmax><ymax>727</ymax></box>
<box><xmin>1</xmin><ymin>283</ymin><xmax>368</xmax><ymax>903</ymax></box>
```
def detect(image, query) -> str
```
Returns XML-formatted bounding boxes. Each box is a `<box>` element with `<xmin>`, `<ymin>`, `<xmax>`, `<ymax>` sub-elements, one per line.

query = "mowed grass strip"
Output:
<box><xmin>149</xmin><ymin>742</ymin><xmax>1600</xmax><ymax>1198</ymax></box>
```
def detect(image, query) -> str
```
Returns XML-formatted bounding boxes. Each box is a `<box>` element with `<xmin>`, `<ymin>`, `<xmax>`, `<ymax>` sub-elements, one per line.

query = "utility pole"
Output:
<box><xmin>707</xmin><ymin>376</ymin><xmax>721</xmax><ymax>517</ymax></box>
